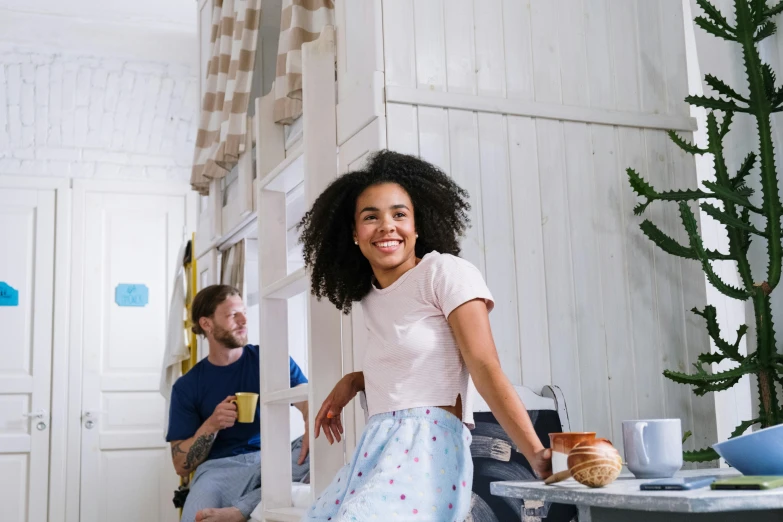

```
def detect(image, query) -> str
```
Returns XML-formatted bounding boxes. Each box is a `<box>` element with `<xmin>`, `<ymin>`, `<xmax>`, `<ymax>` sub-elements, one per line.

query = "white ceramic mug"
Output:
<box><xmin>622</xmin><ymin>419</ymin><xmax>683</xmax><ymax>478</ymax></box>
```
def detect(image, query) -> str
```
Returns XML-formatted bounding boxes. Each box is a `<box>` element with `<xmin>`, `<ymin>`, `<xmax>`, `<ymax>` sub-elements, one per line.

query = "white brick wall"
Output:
<box><xmin>0</xmin><ymin>44</ymin><xmax>198</xmax><ymax>182</ymax></box>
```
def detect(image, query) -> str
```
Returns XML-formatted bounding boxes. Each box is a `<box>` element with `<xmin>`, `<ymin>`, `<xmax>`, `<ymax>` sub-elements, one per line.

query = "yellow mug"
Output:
<box><xmin>231</xmin><ymin>392</ymin><xmax>259</xmax><ymax>423</ymax></box>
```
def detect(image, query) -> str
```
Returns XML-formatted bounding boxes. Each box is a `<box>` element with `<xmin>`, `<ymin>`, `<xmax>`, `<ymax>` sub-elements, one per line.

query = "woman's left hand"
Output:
<box><xmin>313</xmin><ymin>373</ymin><xmax>362</xmax><ymax>444</ymax></box>
<box><xmin>529</xmin><ymin>447</ymin><xmax>553</xmax><ymax>479</ymax></box>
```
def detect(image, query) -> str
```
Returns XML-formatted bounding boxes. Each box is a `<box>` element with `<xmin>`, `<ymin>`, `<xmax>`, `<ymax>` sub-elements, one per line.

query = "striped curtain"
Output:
<box><xmin>273</xmin><ymin>0</ymin><xmax>335</xmax><ymax>124</ymax></box>
<box><xmin>191</xmin><ymin>0</ymin><xmax>261</xmax><ymax>195</ymax></box>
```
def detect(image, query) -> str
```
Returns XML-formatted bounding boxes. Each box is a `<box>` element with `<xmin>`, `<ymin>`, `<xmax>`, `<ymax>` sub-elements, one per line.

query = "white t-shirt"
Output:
<box><xmin>361</xmin><ymin>251</ymin><xmax>494</xmax><ymax>428</ymax></box>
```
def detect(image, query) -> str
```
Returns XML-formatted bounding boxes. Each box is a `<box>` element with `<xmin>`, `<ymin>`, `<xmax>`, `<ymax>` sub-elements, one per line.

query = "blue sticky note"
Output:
<box><xmin>0</xmin><ymin>282</ymin><xmax>19</xmax><ymax>306</ymax></box>
<box><xmin>115</xmin><ymin>284</ymin><xmax>149</xmax><ymax>307</ymax></box>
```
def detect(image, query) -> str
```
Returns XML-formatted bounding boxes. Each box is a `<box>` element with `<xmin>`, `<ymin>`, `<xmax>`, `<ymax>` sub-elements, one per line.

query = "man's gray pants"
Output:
<box><xmin>181</xmin><ymin>436</ymin><xmax>310</xmax><ymax>522</ymax></box>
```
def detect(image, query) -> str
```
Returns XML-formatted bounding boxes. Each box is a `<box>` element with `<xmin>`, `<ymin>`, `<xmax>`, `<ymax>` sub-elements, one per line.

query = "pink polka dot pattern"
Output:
<box><xmin>303</xmin><ymin>407</ymin><xmax>472</xmax><ymax>521</ymax></box>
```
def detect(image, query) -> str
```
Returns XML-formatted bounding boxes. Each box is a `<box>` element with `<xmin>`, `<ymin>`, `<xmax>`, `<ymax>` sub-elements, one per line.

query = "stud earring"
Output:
<box><xmin>415</xmin><ymin>233</ymin><xmax>419</xmax><ymax>238</ymax></box>
<box><xmin>354</xmin><ymin>240</ymin><xmax>358</xmax><ymax>245</ymax></box>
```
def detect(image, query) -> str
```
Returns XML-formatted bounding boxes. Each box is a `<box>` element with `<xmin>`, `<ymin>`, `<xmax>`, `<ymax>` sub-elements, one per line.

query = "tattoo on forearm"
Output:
<box><xmin>171</xmin><ymin>442</ymin><xmax>187</xmax><ymax>459</ymax></box>
<box><xmin>183</xmin><ymin>433</ymin><xmax>216</xmax><ymax>470</ymax></box>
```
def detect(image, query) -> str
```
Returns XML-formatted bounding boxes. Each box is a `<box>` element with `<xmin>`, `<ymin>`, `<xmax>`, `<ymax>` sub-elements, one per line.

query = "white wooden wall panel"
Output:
<box><xmin>663</xmin><ymin>0</ymin><xmax>690</xmax><ymax>115</ymax></box>
<box><xmin>646</xmin><ymin>129</ymin><xmax>683</xmax><ymax>421</ymax></box>
<box><xmin>477</xmin><ymin>114</ymin><xmax>521</xmax><ymax>384</ymax></box>
<box><xmin>529</xmin><ymin>0</ymin><xmax>561</xmax><ymax>105</ymax></box>
<box><xmin>563</xmin><ymin>121</ymin><xmax>612</xmax><ymax>440</ymax></box>
<box><xmin>610</xmin><ymin>1</ymin><xmax>642</xmax><ymax>113</ymax></box>
<box><xmin>557</xmin><ymin>1</ymin><xmax>589</xmax><ymax>108</ymax></box>
<box><xmin>584</xmin><ymin>0</ymin><xmax>614</xmax><ymax>110</ymax></box>
<box><xmin>444</xmin><ymin>0</ymin><xmax>476</xmax><ymax>95</ymax></box>
<box><xmin>474</xmin><ymin>0</ymin><xmax>505</xmax><ymax>98</ymax></box>
<box><xmin>417</xmin><ymin>107</ymin><xmax>449</xmax><ymax>173</ymax></box>
<box><xmin>536</xmin><ymin>118</ymin><xmax>584</xmax><ymax>434</ymax></box>
<box><xmin>447</xmin><ymin>110</ymin><xmax>485</xmax><ymax>275</ymax></box>
<box><xmin>501</xmin><ymin>0</ymin><xmax>534</xmax><ymax>101</ymax></box>
<box><xmin>592</xmin><ymin>125</ymin><xmax>637</xmax><ymax>434</ymax></box>
<box><xmin>619</xmin><ymin>128</ymin><xmax>662</xmax><ymax>423</ymax></box>
<box><xmin>385</xmin><ymin>103</ymin><xmax>419</xmax><ymax>157</ymax></box>
<box><xmin>638</xmin><ymin>1</ymin><xmax>668</xmax><ymax>114</ymax></box>
<box><xmin>382</xmin><ymin>1</ymin><xmax>416</xmax><ymax>89</ymax></box>
<box><xmin>413</xmin><ymin>1</ymin><xmax>445</xmax><ymax>92</ymax></box>
<box><xmin>382</xmin><ymin>0</ymin><xmax>717</xmax><ymax>450</ymax></box>
<box><xmin>507</xmin><ymin>116</ymin><xmax>551</xmax><ymax>392</ymax></box>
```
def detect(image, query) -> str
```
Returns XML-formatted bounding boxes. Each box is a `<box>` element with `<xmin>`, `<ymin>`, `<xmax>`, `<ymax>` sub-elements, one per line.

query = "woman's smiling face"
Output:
<box><xmin>353</xmin><ymin>182</ymin><xmax>418</xmax><ymax>286</ymax></box>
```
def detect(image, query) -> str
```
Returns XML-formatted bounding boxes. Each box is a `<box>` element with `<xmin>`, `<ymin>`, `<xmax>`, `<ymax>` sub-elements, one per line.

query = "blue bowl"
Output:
<box><xmin>713</xmin><ymin>423</ymin><xmax>783</xmax><ymax>475</ymax></box>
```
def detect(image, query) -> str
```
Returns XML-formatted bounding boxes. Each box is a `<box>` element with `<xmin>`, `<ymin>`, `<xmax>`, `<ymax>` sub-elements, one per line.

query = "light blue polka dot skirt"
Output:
<box><xmin>302</xmin><ymin>407</ymin><xmax>473</xmax><ymax>521</ymax></box>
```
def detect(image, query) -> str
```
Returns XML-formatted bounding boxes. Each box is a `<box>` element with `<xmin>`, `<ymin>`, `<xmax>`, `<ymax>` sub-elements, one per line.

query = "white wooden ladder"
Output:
<box><xmin>257</xmin><ymin>26</ymin><xmax>345</xmax><ymax>522</ymax></box>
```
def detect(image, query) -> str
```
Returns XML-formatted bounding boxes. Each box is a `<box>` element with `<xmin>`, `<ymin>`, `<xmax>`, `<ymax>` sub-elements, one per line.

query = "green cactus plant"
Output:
<box><xmin>628</xmin><ymin>0</ymin><xmax>783</xmax><ymax>462</ymax></box>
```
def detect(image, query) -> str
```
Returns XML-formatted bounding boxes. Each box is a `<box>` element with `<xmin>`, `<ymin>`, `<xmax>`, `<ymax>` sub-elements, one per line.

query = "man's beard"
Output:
<box><xmin>213</xmin><ymin>324</ymin><xmax>247</xmax><ymax>348</ymax></box>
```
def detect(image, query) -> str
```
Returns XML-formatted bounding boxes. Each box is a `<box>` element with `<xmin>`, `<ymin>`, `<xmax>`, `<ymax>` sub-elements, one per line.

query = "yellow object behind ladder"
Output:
<box><xmin>179</xmin><ymin>233</ymin><xmax>198</xmax><ymax>518</ymax></box>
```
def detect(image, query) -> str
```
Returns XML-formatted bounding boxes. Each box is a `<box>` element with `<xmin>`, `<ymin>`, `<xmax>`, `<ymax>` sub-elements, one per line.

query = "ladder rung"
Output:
<box><xmin>263</xmin><ymin>384</ymin><xmax>309</xmax><ymax>405</ymax></box>
<box><xmin>258</xmin><ymin>147</ymin><xmax>304</xmax><ymax>193</ymax></box>
<box><xmin>262</xmin><ymin>267</ymin><xmax>307</xmax><ymax>299</ymax></box>
<box><xmin>263</xmin><ymin>507</ymin><xmax>306</xmax><ymax>522</ymax></box>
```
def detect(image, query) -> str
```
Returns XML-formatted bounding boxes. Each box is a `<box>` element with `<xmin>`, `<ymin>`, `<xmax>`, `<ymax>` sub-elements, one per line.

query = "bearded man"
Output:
<box><xmin>167</xmin><ymin>285</ymin><xmax>309</xmax><ymax>522</ymax></box>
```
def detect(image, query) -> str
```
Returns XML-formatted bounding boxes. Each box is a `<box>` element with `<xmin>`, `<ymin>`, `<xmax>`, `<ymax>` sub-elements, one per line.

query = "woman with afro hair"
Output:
<box><xmin>298</xmin><ymin>150</ymin><xmax>551</xmax><ymax>521</ymax></box>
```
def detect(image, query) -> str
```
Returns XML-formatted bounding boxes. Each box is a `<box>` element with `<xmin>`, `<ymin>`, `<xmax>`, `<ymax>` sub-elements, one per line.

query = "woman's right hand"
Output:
<box><xmin>314</xmin><ymin>372</ymin><xmax>363</xmax><ymax>444</ymax></box>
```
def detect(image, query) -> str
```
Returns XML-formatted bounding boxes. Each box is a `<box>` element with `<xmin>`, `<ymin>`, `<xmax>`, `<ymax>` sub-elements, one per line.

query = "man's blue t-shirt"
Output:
<box><xmin>166</xmin><ymin>345</ymin><xmax>308</xmax><ymax>462</ymax></box>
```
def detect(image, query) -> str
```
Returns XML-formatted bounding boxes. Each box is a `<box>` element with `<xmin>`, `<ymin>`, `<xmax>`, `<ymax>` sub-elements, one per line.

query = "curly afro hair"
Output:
<box><xmin>298</xmin><ymin>149</ymin><xmax>471</xmax><ymax>313</ymax></box>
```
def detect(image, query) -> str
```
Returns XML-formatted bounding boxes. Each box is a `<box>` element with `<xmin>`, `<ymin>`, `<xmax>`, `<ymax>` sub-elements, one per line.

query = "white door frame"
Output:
<box><xmin>0</xmin><ymin>175</ymin><xmax>71</xmax><ymax>522</ymax></box>
<box><xmin>65</xmin><ymin>179</ymin><xmax>197</xmax><ymax>522</ymax></box>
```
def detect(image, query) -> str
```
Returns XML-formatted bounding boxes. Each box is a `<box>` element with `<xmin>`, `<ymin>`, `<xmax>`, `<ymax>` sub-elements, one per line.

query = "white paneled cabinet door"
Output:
<box><xmin>77</xmin><ymin>189</ymin><xmax>186</xmax><ymax>522</ymax></box>
<box><xmin>0</xmin><ymin>188</ymin><xmax>55</xmax><ymax>522</ymax></box>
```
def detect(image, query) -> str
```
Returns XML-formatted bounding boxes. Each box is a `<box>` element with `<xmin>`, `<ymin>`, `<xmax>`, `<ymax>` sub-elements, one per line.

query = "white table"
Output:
<box><xmin>490</xmin><ymin>468</ymin><xmax>783</xmax><ymax>522</ymax></box>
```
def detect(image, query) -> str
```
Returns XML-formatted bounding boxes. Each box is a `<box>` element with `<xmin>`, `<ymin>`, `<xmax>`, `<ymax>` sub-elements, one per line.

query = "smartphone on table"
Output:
<box><xmin>711</xmin><ymin>476</ymin><xmax>783</xmax><ymax>490</ymax></box>
<box><xmin>640</xmin><ymin>476</ymin><xmax>719</xmax><ymax>491</ymax></box>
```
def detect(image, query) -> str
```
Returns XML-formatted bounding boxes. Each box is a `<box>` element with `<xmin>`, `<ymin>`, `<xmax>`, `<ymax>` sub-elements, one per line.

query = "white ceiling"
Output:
<box><xmin>0</xmin><ymin>0</ymin><xmax>197</xmax><ymax>32</ymax></box>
